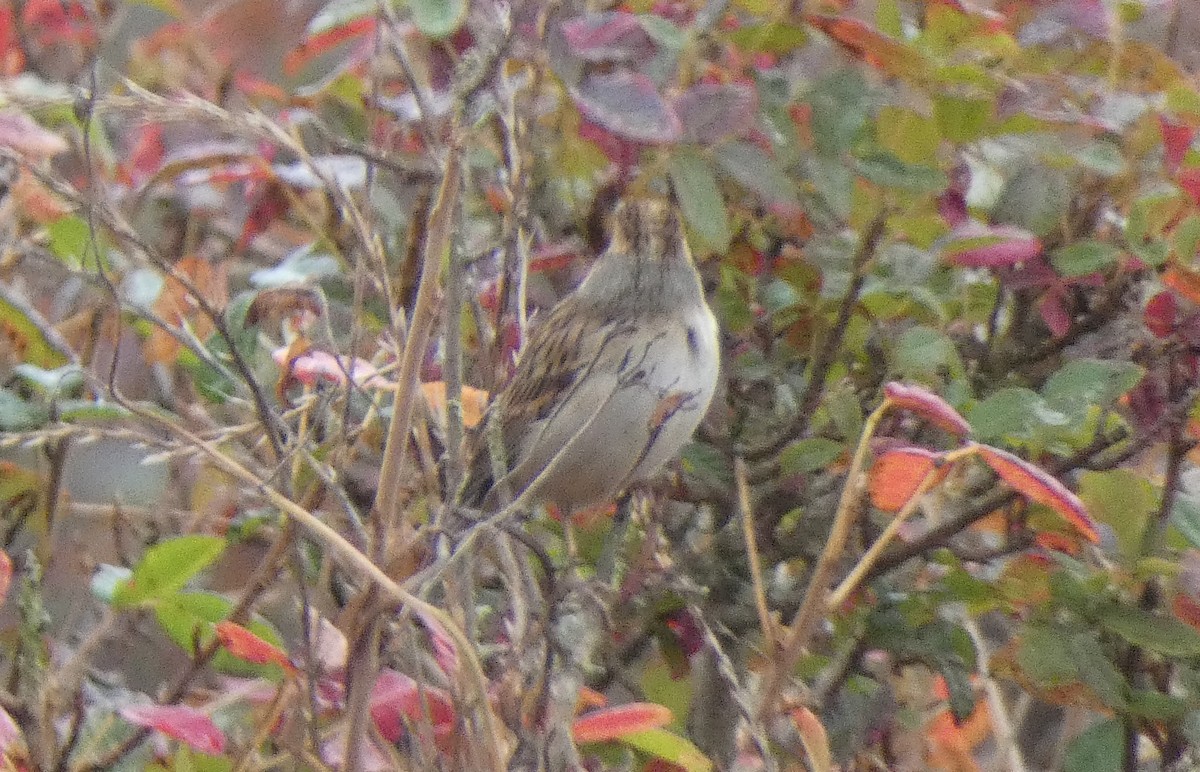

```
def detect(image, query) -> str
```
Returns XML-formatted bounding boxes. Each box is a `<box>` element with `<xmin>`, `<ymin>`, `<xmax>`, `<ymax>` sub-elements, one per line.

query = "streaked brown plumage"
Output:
<box><xmin>458</xmin><ymin>198</ymin><xmax>720</xmax><ymax>513</ymax></box>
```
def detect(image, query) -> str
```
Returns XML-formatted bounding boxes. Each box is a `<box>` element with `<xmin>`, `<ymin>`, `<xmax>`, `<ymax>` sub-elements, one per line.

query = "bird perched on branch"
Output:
<box><xmin>459</xmin><ymin>197</ymin><xmax>720</xmax><ymax>514</ymax></box>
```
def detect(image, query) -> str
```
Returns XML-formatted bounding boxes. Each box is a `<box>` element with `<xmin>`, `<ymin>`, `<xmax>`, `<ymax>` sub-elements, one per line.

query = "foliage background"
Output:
<box><xmin>4</xmin><ymin>0</ymin><xmax>1200</xmax><ymax>769</ymax></box>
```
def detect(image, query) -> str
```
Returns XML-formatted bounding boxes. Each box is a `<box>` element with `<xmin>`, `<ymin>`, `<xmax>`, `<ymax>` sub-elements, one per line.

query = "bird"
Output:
<box><xmin>458</xmin><ymin>196</ymin><xmax>720</xmax><ymax>515</ymax></box>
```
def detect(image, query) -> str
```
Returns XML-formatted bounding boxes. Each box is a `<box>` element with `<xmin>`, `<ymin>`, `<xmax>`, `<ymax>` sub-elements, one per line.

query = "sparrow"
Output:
<box><xmin>458</xmin><ymin>197</ymin><xmax>720</xmax><ymax>514</ymax></box>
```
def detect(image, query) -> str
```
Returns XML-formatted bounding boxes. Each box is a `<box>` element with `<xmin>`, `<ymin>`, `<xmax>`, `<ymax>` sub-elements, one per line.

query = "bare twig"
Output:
<box><xmin>735</xmin><ymin>457</ymin><xmax>776</xmax><ymax>653</ymax></box>
<box><xmin>756</xmin><ymin>399</ymin><xmax>890</xmax><ymax>720</ymax></box>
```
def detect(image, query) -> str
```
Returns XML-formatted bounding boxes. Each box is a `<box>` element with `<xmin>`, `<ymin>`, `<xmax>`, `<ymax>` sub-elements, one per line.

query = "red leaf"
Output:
<box><xmin>869</xmin><ymin>446</ymin><xmax>946</xmax><ymax>512</ymax></box>
<box><xmin>273</xmin><ymin>347</ymin><xmax>389</xmax><ymax>389</ymax></box>
<box><xmin>975</xmin><ymin>445</ymin><xmax>1099</xmax><ymax>543</ymax></box>
<box><xmin>1159</xmin><ymin>115</ymin><xmax>1195</xmax><ymax>174</ymax></box>
<box><xmin>883</xmin><ymin>382</ymin><xmax>972</xmax><ymax>437</ymax></box>
<box><xmin>571</xmin><ymin>71</ymin><xmax>682</xmax><ymax>144</ymax></box>
<box><xmin>214</xmin><ymin>621</ymin><xmax>295</xmax><ymax>672</ymax></box>
<box><xmin>1180</xmin><ymin>169</ymin><xmax>1200</xmax><ymax>206</ymax></box>
<box><xmin>572</xmin><ymin>702</ymin><xmax>673</xmax><ymax>743</ymax></box>
<box><xmin>369</xmin><ymin>669</ymin><xmax>456</xmax><ymax>744</ymax></box>
<box><xmin>1038</xmin><ymin>291</ymin><xmax>1072</xmax><ymax>338</ymax></box>
<box><xmin>0</xmin><ymin>551</ymin><xmax>11</xmax><ymax>607</ymax></box>
<box><xmin>1145</xmin><ymin>291</ymin><xmax>1178</xmax><ymax>338</ymax></box>
<box><xmin>942</xmin><ymin>222</ymin><xmax>1043</xmax><ymax>267</ymax></box>
<box><xmin>119</xmin><ymin>704</ymin><xmax>226</xmax><ymax>755</ymax></box>
<box><xmin>561</xmin><ymin>12</ymin><xmax>656</xmax><ymax>62</ymax></box>
<box><xmin>529</xmin><ymin>243</ymin><xmax>581</xmax><ymax>274</ymax></box>
<box><xmin>284</xmin><ymin>16</ymin><xmax>376</xmax><ymax>75</ymax></box>
<box><xmin>673</xmin><ymin>83</ymin><xmax>758</xmax><ymax>143</ymax></box>
<box><xmin>120</xmin><ymin>123</ymin><xmax>165</xmax><ymax>188</ymax></box>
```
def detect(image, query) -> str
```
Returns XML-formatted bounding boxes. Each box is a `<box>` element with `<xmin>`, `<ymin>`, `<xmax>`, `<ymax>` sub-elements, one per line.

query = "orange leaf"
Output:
<box><xmin>790</xmin><ymin>707</ymin><xmax>833</xmax><ymax>772</ymax></box>
<box><xmin>869</xmin><ymin>447</ymin><xmax>946</xmax><ymax>512</ymax></box>
<box><xmin>572</xmin><ymin>702</ymin><xmax>673</xmax><ymax>744</ymax></box>
<box><xmin>884</xmin><ymin>382</ymin><xmax>971</xmax><ymax>437</ymax></box>
<box><xmin>1164</xmin><ymin>265</ymin><xmax>1200</xmax><ymax>305</ymax></box>
<box><xmin>214</xmin><ymin>621</ymin><xmax>295</xmax><ymax>673</ymax></box>
<box><xmin>284</xmin><ymin>16</ymin><xmax>376</xmax><ymax>75</ymax></box>
<box><xmin>975</xmin><ymin>445</ymin><xmax>1098</xmax><ymax>543</ymax></box>
<box><xmin>805</xmin><ymin>14</ymin><xmax>927</xmax><ymax>77</ymax></box>
<box><xmin>1173</xmin><ymin>593</ymin><xmax>1200</xmax><ymax>631</ymax></box>
<box><xmin>576</xmin><ymin>686</ymin><xmax>608</xmax><ymax>711</ymax></box>
<box><xmin>420</xmin><ymin>381</ymin><xmax>488</xmax><ymax>428</ymax></box>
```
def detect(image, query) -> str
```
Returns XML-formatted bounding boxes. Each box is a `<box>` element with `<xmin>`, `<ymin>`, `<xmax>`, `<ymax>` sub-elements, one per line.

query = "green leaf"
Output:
<box><xmin>1078</xmin><ymin>471</ymin><xmax>1154</xmax><ymax>562</ymax></box>
<box><xmin>1042</xmin><ymin>359</ymin><xmax>1144</xmax><ymax>418</ymax></box>
<box><xmin>1066</xmin><ymin>633</ymin><xmax>1127</xmax><ymax>709</ymax></box>
<box><xmin>779</xmin><ymin>438</ymin><xmax>844</xmax><ymax>476</ymax></box>
<box><xmin>1073</xmin><ymin>140</ymin><xmax>1126</xmax><ymax>176</ymax></box>
<box><xmin>154</xmin><ymin>591</ymin><xmax>287</xmax><ymax>677</ymax></box>
<box><xmin>1017</xmin><ymin>624</ymin><xmax>1079</xmax><ymax>686</ymax></box>
<box><xmin>45</xmin><ymin>214</ymin><xmax>95</xmax><ymax>269</ymax></box>
<box><xmin>668</xmin><ymin>150</ymin><xmax>731</xmax><ymax>253</ymax></box>
<box><xmin>1171</xmin><ymin>495</ymin><xmax>1200</xmax><ymax>550</ymax></box>
<box><xmin>622</xmin><ymin>729</ymin><xmax>712</xmax><ymax>772</ymax></box>
<box><xmin>1127</xmin><ymin>689</ymin><xmax>1189</xmax><ymax>722</ymax></box>
<box><xmin>876</xmin><ymin>107</ymin><xmax>939</xmax><ymax>165</ymax></box>
<box><xmin>407</xmin><ymin>0</ymin><xmax>466</xmax><ymax>38</ymax></box>
<box><xmin>854</xmin><ymin>151</ymin><xmax>948</xmax><ymax>193</ymax></box>
<box><xmin>726</xmin><ymin>23</ymin><xmax>808</xmax><ymax>54</ymax></box>
<box><xmin>113</xmin><ymin>535</ymin><xmax>226</xmax><ymax>607</ymax></box>
<box><xmin>806</xmin><ymin>68</ymin><xmax>872</xmax><ymax>156</ymax></box>
<box><xmin>968</xmin><ymin>387</ymin><xmax>1071</xmax><ymax>443</ymax></box>
<box><xmin>250</xmin><ymin>246</ymin><xmax>338</xmax><ymax>287</ymax></box>
<box><xmin>681</xmin><ymin>442</ymin><xmax>733</xmax><ymax>487</ymax></box>
<box><xmin>56</xmin><ymin>399</ymin><xmax>132</xmax><ymax>423</ymax></box>
<box><xmin>1099</xmin><ymin>606</ymin><xmax>1200</xmax><ymax>657</ymax></box>
<box><xmin>876</xmin><ymin>0</ymin><xmax>903</xmax><ymax>36</ymax></box>
<box><xmin>637</xmin><ymin>15</ymin><xmax>686</xmax><ymax>50</ymax></box>
<box><xmin>892</xmin><ymin>325</ymin><xmax>962</xmax><ymax>380</ymax></box>
<box><xmin>1063</xmin><ymin>718</ymin><xmax>1123</xmax><ymax>772</ymax></box>
<box><xmin>1174</xmin><ymin>213</ymin><xmax>1200</xmax><ymax>262</ymax></box>
<box><xmin>1050</xmin><ymin>240</ymin><xmax>1123</xmax><ymax>277</ymax></box>
<box><xmin>714</xmin><ymin>142</ymin><xmax>798</xmax><ymax>205</ymax></box>
<box><xmin>933</xmin><ymin>94</ymin><xmax>992</xmax><ymax>143</ymax></box>
<box><xmin>0</xmin><ymin>292</ymin><xmax>70</xmax><ymax>369</ymax></box>
<box><xmin>11</xmin><ymin>364</ymin><xmax>84</xmax><ymax>397</ymax></box>
<box><xmin>0</xmin><ymin>388</ymin><xmax>47</xmax><ymax>431</ymax></box>
<box><xmin>991</xmin><ymin>165</ymin><xmax>1072</xmax><ymax>237</ymax></box>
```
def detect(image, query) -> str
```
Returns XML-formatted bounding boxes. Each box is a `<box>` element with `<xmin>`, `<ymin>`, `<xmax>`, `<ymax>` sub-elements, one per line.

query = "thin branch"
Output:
<box><xmin>374</xmin><ymin>136</ymin><xmax>462</xmax><ymax>550</ymax></box>
<box><xmin>756</xmin><ymin>399</ymin><xmax>890</xmax><ymax>720</ymax></box>
<box><xmin>744</xmin><ymin>211</ymin><xmax>887</xmax><ymax>463</ymax></box>
<box><xmin>735</xmin><ymin>457</ymin><xmax>776</xmax><ymax>653</ymax></box>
